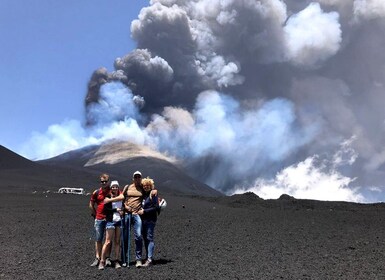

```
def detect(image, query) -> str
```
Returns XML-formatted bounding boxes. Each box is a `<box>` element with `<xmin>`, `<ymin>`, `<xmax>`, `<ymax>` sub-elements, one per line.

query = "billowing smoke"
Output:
<box><xmin>22</xmin><ymin>0</ymin><xmax>385</xmax><ymax>202</ymax></box>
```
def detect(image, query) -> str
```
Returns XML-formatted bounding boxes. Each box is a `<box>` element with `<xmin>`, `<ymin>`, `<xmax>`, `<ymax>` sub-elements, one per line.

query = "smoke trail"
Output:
<box><xmin>22</xmin><ymin>0</ymin><xmax>385</xmax><ymax>201</ymax></box>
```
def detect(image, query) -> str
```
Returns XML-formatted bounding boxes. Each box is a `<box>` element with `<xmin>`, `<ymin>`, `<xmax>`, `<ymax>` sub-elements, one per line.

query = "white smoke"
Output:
<box><xmin>284</xmin><ymin>3</ymin><xmax>342</xmax><ymax>67</ymax></box>
<box><xmin>232</xmin><ymin>139</ymin><xmax>365</xmax><ymax>203</ymax></box>
<box><xmin>21</xmin><ymin>83</ymin><xmax>149</xmax><ymax>159</ymax></box>
<box><xmin>353</xmin><ymin>0</ymin><xmax>385</xmax><ymax>20</ymax></box>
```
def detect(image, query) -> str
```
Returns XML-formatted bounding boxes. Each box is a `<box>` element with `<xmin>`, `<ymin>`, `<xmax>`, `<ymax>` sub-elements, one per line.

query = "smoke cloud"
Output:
<box><xmin>22</xmin><ymin>0</ymin><xmax>385</xmax><ymax>202</ymax></box>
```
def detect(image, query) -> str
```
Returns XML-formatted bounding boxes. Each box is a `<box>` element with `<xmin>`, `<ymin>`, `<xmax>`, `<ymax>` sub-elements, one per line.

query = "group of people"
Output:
<box><xmin>89</xmin><ymin>171</ymin><xmax>163</xmax><ymax>270</ymax></box>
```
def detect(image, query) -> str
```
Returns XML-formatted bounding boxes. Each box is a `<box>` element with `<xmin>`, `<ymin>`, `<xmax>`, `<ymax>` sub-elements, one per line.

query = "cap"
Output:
<box><xmin>133</xmin><ymin>171</ymin><xmax>142</xmax><ymax>178</ymax></box>
<box><xmin>110</xmin><ymin>180</ymin><xmax>119</xmax><ymax>187</ymax></box>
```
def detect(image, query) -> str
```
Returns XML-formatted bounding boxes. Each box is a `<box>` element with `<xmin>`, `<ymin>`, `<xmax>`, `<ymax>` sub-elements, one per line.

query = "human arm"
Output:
<box><xmin>89</xmin><ymin>200</ymin><xmax>96</xmax><ymax>218</ymax></box>
<box><xmin>138</xmin><ymin>195</ymin><xmax>159</xmax><ymax>215</ymax></box>
<box><xmin>104</xmin><ymin>187</ymin><xmax>127</xmax><ymax>203</ymax></box>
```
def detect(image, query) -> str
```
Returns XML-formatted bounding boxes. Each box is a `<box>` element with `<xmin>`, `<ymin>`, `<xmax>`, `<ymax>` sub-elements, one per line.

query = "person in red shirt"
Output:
<box><xmin>98</xmin><ymin>180</ymin><xmax>124</xmax><ymax>270</ymax></box>
<box><xmin>89</xmin><ymin>173</ymin><xmax>111</xmax><ymax>267</ymax></box>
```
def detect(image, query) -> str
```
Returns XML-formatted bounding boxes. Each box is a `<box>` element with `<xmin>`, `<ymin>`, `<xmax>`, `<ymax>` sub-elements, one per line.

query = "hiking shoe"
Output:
<box><xmin>98</xmin><ymin>261</ymin><xmax>105</xmax><ymax>270</ymax></box>
<box><xmin>142</xmin><ymin>259</ymin><xmax>153</xmax><ymax>267</ymax></box>
<box><xmin>135</xmin><ymin>260</ymin><xmax>142</xmax><ymax>268</ymax></box>
<box><xmin>114</xmin><ymin>261</ymin><xmax>121</xmax><ymax>269</ymax></box>
<box><xmin>90</xmin><ymin>258</ymin><xmax>99</xmax><ymax>267</ymax></box>
<box><xmin>105</xmin><ymin>258</ymin><xmax>112</xmax><ymax>267</ymax></box>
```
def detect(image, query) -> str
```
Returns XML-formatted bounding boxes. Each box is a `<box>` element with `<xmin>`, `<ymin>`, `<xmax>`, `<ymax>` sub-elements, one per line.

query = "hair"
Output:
<box><xmin>99</xmin><ymin>173</ymin><xmax>110</xmax><ymax>181</ymax></box>
<box><xmin>141</xmin><ymin>177</ymin><xmax>155</xmax><ymax>190</ymax></box>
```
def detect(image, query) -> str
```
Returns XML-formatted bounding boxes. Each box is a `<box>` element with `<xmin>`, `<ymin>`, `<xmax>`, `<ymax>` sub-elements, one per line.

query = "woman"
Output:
<box><xmin>137</xmin><ymin>177</ymin><xmax>159</xmax><ymax>267</ymax></box>
<box><xmin>98</xmin><ymin>180</ymin><xmax>123</xmax><ymax>270</ymax></box>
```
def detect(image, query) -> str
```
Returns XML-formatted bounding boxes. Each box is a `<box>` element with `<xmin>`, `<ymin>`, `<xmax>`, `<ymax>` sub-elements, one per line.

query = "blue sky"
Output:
<box><xmin>0</xmin><ymin>0</ymin><xmax>148</xmax><ymax>155</ymax></box>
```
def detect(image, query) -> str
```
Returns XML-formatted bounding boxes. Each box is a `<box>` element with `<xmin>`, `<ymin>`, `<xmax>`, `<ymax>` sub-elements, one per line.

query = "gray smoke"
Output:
<box><xmin>81</xmin><ymin>0</ymin><xmax>385</xmax><ymax>201</ymax></box>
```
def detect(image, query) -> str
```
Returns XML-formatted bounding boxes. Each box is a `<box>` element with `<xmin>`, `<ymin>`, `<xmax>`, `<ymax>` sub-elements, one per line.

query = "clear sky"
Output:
<box><xmin>0</xmin><ymin>0</ymin><xmax>148</xmax><ymax>153</ymax></box>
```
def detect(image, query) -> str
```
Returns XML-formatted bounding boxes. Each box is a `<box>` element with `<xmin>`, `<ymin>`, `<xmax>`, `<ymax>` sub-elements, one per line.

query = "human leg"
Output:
<box><xmin>142</xmin><ymin>224</ymin><xmax>149</xmax><ymax>260</ymax></box>
<box><xmin>99</xmin><ymin>227</ymin><xmax>114</xmax><ymax>270</ymax></box>
<box><xmin>91</xmin><ymin>219</ymin><xmax>106</xmax><ymax>266</ymax></box>
<box><xmin>142</xmin><ymin>221</ymin><xmax>156</xmax><ymax>267</ymax></box>
<box><xmin>131</xmin><ymin>214</ymin><xmax>143</xmax><ymax>266</ymax></box>
<box><xmin>114</xmin><ymin>221</ymin><xmax>121</xmax><ymax>264</ymax></box>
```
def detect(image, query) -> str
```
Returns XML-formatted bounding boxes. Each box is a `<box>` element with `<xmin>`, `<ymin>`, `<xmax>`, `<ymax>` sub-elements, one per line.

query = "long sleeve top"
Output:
<box><xmin>141</xmin><ymin>192</ymin><xmax>159</xmax><ymax>222</ymax></box>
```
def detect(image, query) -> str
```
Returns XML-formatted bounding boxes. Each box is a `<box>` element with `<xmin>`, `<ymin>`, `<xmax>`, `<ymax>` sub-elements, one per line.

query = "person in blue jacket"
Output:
<box><xmin>137</xmin><ymin>177</ymin><xmax>159</xmax><ymax>267</ymax></box>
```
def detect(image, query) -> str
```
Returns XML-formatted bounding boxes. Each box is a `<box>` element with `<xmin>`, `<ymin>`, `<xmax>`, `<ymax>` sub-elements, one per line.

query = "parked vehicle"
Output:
<box><xmin>58</xmin><ymin>187</ymin><xmax>85</xmax><ymax>195</ymax></box>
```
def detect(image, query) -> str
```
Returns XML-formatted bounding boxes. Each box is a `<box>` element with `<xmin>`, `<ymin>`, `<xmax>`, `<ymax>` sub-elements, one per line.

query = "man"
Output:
<box><xmin>89</xmin><ymin>173</ymin><xmax>111</xmax><ymax>267</ymax></box>
<box><xmin>123</xmin><ymin>171</ymin><xmax>145</xmax><ymax>268</ymax></box>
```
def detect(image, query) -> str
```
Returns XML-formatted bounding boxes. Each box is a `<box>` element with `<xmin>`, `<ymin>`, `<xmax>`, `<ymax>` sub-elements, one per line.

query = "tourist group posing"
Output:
<box><xmin>89</xmin><ymin>171</ymin><xmax>165</xmax><ymax>270</ymax></box>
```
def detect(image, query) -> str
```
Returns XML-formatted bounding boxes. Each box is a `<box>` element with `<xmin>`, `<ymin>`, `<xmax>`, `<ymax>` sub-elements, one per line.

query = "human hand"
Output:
<box><xmin>150</xmin><ymin>189</ymin><xmax>158</xmax><ymax>199</ymax></box>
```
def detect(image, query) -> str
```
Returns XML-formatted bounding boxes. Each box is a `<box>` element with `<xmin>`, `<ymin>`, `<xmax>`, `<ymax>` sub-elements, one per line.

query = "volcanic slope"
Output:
<box><xmin>0</xmin><ymin>145</ymin><xmax>102</xmax><ymax>191</ymax></box>
<box><xmin>38</xmin><ymin>141</ymin><xmax>222</xmax><ymax>196</ymax></box>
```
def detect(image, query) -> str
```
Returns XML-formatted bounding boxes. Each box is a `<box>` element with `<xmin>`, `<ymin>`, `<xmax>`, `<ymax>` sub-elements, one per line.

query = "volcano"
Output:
<box><xmin>0</xmin><ymin>141</ymin><xmax>221</xmax><ymax>196</ymax></box>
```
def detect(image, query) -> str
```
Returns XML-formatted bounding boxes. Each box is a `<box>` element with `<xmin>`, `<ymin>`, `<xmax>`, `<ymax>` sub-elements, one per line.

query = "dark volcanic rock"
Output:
<box><xmin>2</xmin><ymin>191</ymin><xmax>385</xmax><ymax>280</ymax></box>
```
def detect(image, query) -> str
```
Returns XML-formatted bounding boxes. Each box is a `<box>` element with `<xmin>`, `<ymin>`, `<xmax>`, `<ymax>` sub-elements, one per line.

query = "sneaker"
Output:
<box><xmin>135</xmin><ymin>260</ymin><xmax>142</xmax><ymax>268</ymax></box>
<box><xmin>98</xmin><ymin>261</ymin><xmax>105</xmax><ymax>270</ymax></box>
<box><xmin>90</xmin><ymin>258</ymin><xmax>99</xmax><ymax>267</ymax></box>
<box><xmin>105</xmin><ymin>258</ymin><xmax>112</xmax><ymax>267</ymax></box>
<box><xmin>114</xmin><ymin>261</ymin><xmax>121</xmax><ymax>269</ymax></box>
<box><xmin>142</xmin><ymin>259</ymin><xmax>153</xmax><ymax>267</ymax></box>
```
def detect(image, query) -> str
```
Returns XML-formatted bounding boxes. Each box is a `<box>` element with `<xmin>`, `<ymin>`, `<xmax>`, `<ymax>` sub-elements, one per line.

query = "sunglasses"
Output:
<box><xmin>134</xmin><ymin>175</ymin><xmax>142</xmax><ymax>179</ymax></box>
<box><xmin>100</xmin><ymin>180</ymin><xmax>108</xmax><ymax>184</ymax></box>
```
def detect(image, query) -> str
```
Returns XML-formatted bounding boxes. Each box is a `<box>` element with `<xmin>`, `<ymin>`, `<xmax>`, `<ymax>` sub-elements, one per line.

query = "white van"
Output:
<box><xmin>58</xmin><ymin>187</ymin><xmax>85</xmax><ymax>195</ymax></box>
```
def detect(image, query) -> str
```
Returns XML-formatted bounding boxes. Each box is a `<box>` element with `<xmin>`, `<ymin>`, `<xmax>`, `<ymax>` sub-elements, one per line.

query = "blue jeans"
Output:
<box><xmin>142</xmin><ymin>220</ymin><xmax>156</xmax><ymax>260</ymax></box>
<box><xmin>131</xmin><ymin>214</ymin><xmax>143</xmax><ymax>260</ymax></box>
<box><xmin>94</xmin><ymin>219</ymin><xmax>106</xmax><ymax>242</ymax></box>
<box><xmin>121</xmin><ymin>213</ymin><xmax>143</xmax><ymax>263</ymax></box>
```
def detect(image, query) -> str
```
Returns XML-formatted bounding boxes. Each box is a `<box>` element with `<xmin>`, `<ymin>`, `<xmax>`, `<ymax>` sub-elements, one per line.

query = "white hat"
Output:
<box><xmin>133</xmin><ymin>171</ymin><xmax>142</xmax><ymax>177</ymax></box>
<box><xmin>110</xmin><ymin>180</ymin><xmax>119</xmax><ymax>187</ymax></box>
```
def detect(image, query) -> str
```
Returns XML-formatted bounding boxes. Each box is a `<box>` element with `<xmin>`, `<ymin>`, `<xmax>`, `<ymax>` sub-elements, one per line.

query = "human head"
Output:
<box><xmin>110</xmin><ymin>180</ymin><xmax>119</xmax><ymax>194</ymax></box>
<box><xmin>142</xmin><ymin>177</ymin><xmax>154</xmax><ymax>193</ymax></box>
<box><xmin>99</xmin><ymin>173</ymin><xmax>110</xmax><ymax>192</ymax></box>
<box><xmin>133</xmin><ymin>170</ymin><xmax>142</xmax><ymax>185</ymax></box>
<box><xmin>133</xmin><ymin>170</ymin><xmax>142</xmax><ymax>178</ymax></box>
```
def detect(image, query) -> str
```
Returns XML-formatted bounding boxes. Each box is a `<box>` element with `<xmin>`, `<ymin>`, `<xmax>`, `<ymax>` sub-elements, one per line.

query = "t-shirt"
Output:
<box><xmin>112</xmin><ymin>201</ymin><xmax>122</xmax><ymax>222</ymax></box>
<box><xmin>90</xmin><ymin>187</ymin><xmax>110</xmax><ymax>220</ymax></box>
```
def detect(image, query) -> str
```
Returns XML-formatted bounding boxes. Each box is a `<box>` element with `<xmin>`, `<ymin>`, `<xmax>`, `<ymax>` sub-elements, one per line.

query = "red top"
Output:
<box><xmin>90</xmin><ymin>187</ymin><xmax>110</xmax><ymax>220</ymax></box>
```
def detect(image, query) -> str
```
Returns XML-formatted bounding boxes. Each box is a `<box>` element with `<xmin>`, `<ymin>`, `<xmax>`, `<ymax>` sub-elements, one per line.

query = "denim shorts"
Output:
<box><xmin>94</xmin><ymin>219</ymin><xmax>107</xmax><ymax>242</ymax></box>
<box><xmin>106</xmin><ymin>220</ymin><xmax>122</xmax><ymax>230</ymax></box>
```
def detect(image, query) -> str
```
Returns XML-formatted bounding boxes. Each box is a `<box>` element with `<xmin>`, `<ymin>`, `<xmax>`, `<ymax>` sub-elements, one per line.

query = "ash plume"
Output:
<box><xmin>23</xmin><ymin>0</ymin><xmax>385</xmax><ymax>202</ymax></box>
